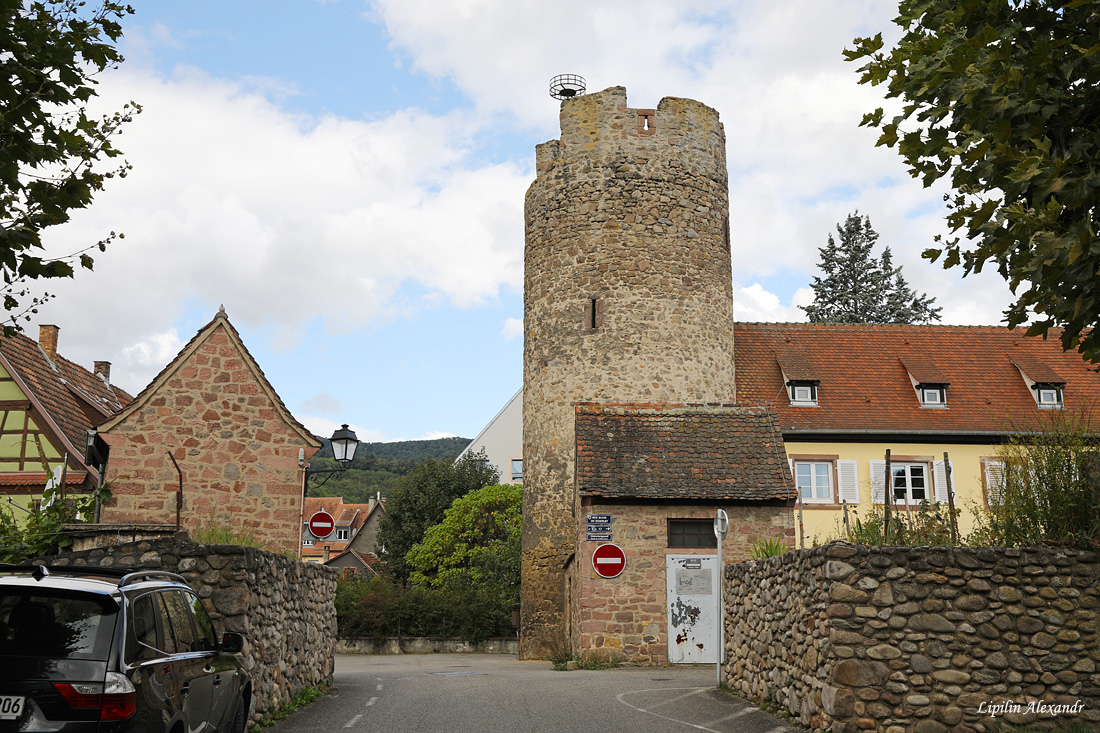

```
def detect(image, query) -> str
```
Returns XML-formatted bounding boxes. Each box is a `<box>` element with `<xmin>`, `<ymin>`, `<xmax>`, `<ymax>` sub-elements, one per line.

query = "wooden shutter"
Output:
<box><xmin>984</xmin><ymin>460</ymin><xmax>1005</xmax><ymax>506</ymax></box>
<box><xmin>837</xmin><ymin>460</ymin><xmax>859</xmax><ymax>504</ymax></box>
<box><xmin>869</xmin><ymin>459</ymin><xmax>886</xmax><ymax>504</ymax></box>
<box><xmin>933</xmin><ymin>460</ymin><xmax>955</xmax><ymax>504</ymax></box>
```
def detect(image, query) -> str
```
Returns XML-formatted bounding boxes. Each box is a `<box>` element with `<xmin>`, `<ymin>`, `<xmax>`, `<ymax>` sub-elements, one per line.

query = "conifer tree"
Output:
<box><xmin>801</xmin><ymin>213</ymin><xmax>941</xmax><ymax>324</ymax></box>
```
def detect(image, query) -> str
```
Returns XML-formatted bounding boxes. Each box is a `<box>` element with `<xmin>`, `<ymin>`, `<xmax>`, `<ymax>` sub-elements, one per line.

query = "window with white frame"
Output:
<box><xmin>917</xmin><ymin>384</ymin><xmax>947</xmax><ymax>407</ymax></box>
<box><xmin>335</xmin><ymin>528</ymin><xmax>350</xmax><ymax>541</ymax></box>
<box><xmin>787</xmin><ymin>381</ymin><xmax>818</xmax><ymax>406</ymax></box>
<box><xmin>795</xmin><ymin>461</ymin><xmax>833</xmax><ymax>503</ymax></box>
<box><xmin>891</xmin><ymin>463</ymin><xmax>929</xmax><ymax>504</ymax></box>
<box><xmin>511</xmin><ymin>458</ymin><xmax>523</xmax><ymax>481</ymax></box>
<box><xmin>1034</xmin><ymin>384</ymin><xmax>1065</xmax><ymax>409</ymax></box>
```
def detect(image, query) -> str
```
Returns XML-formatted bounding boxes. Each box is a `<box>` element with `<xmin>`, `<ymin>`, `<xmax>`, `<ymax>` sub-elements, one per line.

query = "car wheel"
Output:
<box><xmin>229</xmin><ymin>696</ymin><xmax>246</xmax><ymax>733</ymax></box>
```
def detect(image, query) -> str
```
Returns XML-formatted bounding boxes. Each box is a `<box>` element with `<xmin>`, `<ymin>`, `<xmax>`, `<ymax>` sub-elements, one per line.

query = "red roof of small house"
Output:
<box><xmin>734</xmin><ymin>323</ymin><xmax>1100</xmax><ymax>437</ymax></box>
<box><xmin>0</xmin><ymin>329</ymin><xmax>131</xmax><ymax>480</ymax></box>
<box><xmin>575</xmin><ymin>403</ymin><xmax>794</xmax><ymax>501</ymax></box>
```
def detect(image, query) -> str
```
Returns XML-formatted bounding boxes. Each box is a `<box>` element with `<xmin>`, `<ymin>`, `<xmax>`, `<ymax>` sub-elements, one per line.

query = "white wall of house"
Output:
<box><xmin>458</xmin><ymin>388</ymin><xmax>523</xmax><ymax>484</ymax></box>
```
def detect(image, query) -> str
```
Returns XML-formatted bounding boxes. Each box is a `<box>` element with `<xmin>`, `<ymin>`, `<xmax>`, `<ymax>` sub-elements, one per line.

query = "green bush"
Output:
<box><xmin>335</xmin><ymin>573</ymin><xmax>514</xmax><ymax>645</ymax></box>
<box><xmin>846</xmin><ymin>501</ymin><xmax>959</xmax><ymax>547</ymax></box>
<box><xmin>749</xmin><ymin>538</ymin><xmax>788</xmax><ymax>559</ymax></box>
<box><xmin>969</xmin><ymin>414</ymin><xmax>1100</xmax><ymax>550</ymax></box>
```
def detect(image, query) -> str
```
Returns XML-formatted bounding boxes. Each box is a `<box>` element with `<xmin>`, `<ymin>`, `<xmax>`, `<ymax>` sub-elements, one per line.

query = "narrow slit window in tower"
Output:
<box><xmin>585</xmin><ymin>298</ymin><xmax>601</xmax><ymax>332</ymax></box>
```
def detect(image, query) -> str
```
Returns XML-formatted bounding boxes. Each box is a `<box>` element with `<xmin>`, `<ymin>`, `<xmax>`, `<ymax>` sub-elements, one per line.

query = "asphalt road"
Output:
<box><xmin>265</xmin><ymin>653</ymin><xmax>799</xmax><ymax>733</ymax></box>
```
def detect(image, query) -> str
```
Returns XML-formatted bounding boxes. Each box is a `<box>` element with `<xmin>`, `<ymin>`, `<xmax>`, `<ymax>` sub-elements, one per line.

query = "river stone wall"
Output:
<box><xmin>36</xmin><ymin>538</ymin><xmax>336</xmax><ymax>720</ymax></box>
<box><xmin>724</xmin><ymin>543</ymin><xmax>1100</xmax><ymax>733</ymax></box>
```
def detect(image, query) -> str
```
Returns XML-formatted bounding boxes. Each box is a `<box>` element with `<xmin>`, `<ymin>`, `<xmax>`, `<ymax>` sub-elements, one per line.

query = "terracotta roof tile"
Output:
<box><xmin>575</xmin><ymin>403</ymin><xmax>794</xmax><ymax>501</ymax></box>
<box><xmin>0</xmin><ymin>330</ymin><xmax>130</xmax><ymax>474</ymax></box>
<box><xmin>734</xmin><ymin>323</ymin><xmax>1100</xmax><ymax>435</ymax></box>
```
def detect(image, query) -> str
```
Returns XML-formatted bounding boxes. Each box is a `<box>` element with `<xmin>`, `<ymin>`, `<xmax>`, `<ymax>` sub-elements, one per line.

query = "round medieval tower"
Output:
<box><xmin>521</xmin><ymin>86</ymin><xmax>736</xmax><ymax>658</ymax></box>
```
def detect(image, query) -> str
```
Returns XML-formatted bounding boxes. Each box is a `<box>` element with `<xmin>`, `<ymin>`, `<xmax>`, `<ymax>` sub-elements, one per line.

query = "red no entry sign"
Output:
<box><xmin>591</xmin><ymin>543</ymin><xmax>626</xmax><ymax>578</ymax></box>
<box><xmin>308</xmin><ymin>510</ymin><xmax>335</xmax><ymax>539</ymax></box>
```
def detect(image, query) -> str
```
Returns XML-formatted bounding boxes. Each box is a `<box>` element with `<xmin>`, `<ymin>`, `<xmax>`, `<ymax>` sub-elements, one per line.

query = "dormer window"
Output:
<box><xmin>776</xmin><ymin>350</ymin><xmax>819</xmax><ymax>408</ymax></box>
<box><xmin>787</xmin><ymin>380</ymin><xmax>818</xmax><ymax>406</ymax></box>
<box><xmin>1034</xmin><ymin>383</ymin><xmax>1064</xmax><ymax>409</ymax></box>
<box><xmin>1012</xmin><ymin>359</ymin><xmax>1066</xmax><ymax>410</ymax></box>
<box><xmin>917</xmin><ymin>384</ymin><xmax>947</xmax><ymax>407</ymax></box>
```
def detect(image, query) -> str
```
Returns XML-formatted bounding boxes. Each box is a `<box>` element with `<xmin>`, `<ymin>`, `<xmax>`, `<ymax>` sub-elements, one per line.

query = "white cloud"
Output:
<box><xmin>34</xmin><ymin>65</ymin><xmax>528</xmax><ymax>393</ymax></box>
<box><xmin>299</xmin><ymin>389</ymin><xmax>342</xmax><ymax>416</ymax></box>
<box><xmin>501</xmin><ymin>317</ymin><xmax>522</xmax><ymax>340</ymax></box>
<box><xmin>734</xmin><ymin>284</ymin><xmax>811</xmax><ymax>323</ymax></box>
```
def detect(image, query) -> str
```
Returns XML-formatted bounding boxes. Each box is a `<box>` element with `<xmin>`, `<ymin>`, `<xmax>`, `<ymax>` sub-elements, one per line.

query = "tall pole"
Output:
<box><xmin>714</xmin><ymin>509</ymin><xmax>728</xmax><ymax>688</ymax></box>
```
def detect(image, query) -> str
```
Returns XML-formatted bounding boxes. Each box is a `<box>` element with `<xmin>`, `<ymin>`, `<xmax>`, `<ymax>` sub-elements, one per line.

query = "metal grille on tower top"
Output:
<box><xmin>549</xmin><ymin>74</ymin><xmax>586</xmax><ymax>100</ymax></box>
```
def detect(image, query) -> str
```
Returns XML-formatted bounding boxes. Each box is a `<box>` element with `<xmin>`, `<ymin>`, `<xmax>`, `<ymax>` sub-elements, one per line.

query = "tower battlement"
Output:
<box><xmin>534</xmin><ymin>86</ymin><xmax>726</xmax><ymax>186</ymax></box>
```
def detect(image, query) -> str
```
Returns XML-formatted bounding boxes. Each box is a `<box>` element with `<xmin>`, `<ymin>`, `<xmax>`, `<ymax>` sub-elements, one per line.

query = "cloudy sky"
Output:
<box><xmin>30</xmin><ymin>0</ymin><xmax>1017</xmax><ymax>443</ymax></box>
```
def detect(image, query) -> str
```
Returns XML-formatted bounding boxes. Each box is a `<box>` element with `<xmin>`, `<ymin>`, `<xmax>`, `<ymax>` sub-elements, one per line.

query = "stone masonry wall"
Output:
<box><xmin>38</xmin><ymin>538</ymin><xmax>336</xmax><ymax>721</ymax></box>
<box><xmin>576</xmin><ymin>501</ymin><xmax>793</xmax><ymax>664</ymax></box>
<box><xmin>522</xmin><ymin>85</ymin><xmax>735</xmax><ymax>659</ymax></box>
<box><xmin>724</xmin><ymin>543</ymin><xmax>1099</xmax><ymax>733</ymax></box>
<box><xmin>99</xmin><ymin>320</ymin><xmax>317</xmax><ymax>555</ymax></box>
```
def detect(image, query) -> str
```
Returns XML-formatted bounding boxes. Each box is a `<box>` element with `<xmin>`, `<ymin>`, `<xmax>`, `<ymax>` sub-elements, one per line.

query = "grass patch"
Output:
<box><xmin>191</xmin><ymin>523</ymin><xmax>268</xmax><ymax>549</ymax></box>
<box><xmin>248</xmin><ymin>685</ymin><xmax>327</xmax><ymax>731</ymax></box>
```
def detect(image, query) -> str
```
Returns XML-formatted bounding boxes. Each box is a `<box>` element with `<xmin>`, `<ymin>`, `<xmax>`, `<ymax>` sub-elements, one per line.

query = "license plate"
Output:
<box><xmin>0</xmin><ymin>695</ymin><xmax>24</xmax><ymax>719</ymax></box>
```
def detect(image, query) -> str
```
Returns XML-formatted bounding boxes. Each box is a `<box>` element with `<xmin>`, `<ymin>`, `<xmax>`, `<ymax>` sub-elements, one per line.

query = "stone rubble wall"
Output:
<box><xmin>38</xmin><ymin>538</ymin><xmax>336</xmax><ymax>720</ymax></box>
<box><xmin>724</xmin><ymin>543</ymin><xmax>1100</xmax><ymax>732</ymax></box>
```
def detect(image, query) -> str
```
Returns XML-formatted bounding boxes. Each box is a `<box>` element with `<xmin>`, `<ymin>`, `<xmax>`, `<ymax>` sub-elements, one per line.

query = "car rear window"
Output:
<box><xmin>0</xmin><ymin>589</ymin><xmax>117</xmax><ymax>660</ymax></box>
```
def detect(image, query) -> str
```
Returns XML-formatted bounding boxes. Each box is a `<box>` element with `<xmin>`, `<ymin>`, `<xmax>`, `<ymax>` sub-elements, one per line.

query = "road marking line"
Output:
<box><xmin>376</xmin><ymin>684</ymin><xmax>383</xmax><ymax>691</ymax></box>
<box><xmin>366</xmin><ymin>697</ymin><xmax>378</xmax><ymax>706</ymax></box>
<box><xmin>344</xmin><ymin>714</ymin><xmax>362</xmax><ymax>728</ymax></box>
<box><xmin>616</xmin><ymin>687</ymin><xmax>720</xmax><ymax>732</ymax></box>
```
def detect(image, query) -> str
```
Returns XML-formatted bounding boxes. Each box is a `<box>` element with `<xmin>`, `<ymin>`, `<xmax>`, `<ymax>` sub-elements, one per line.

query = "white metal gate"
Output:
<box><xmin>666</xmin><ymin>554</ymin><xmax>718</xmax><ymax>664</ymax></box>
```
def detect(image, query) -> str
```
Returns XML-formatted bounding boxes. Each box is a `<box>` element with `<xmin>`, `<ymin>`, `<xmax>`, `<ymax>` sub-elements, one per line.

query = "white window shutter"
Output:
<box><xmin>869</xmin><ymin>459</ymin><xmax>886</xmax><ymax>504</ymax></box>
<box><xmin>933</xmin><ymin>460</ymin><xmax>955</xmax><ymax>504</ymax></box>
<box><xmin>985</xmin><ymin>460</ymin><xmax>1006</xmax><ymax>506</ymax></box>
<box><xmin>837</xmin><ymin>460</ymin><xmax>859</xmax><ymax>504</ymax></box>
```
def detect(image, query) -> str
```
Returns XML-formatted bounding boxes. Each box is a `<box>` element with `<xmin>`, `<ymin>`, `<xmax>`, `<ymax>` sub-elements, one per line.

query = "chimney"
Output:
<box><xmin>94</xmin><ymin>361</ymin><xmax>111</xmax><ymax>382</ymax></box>
<box><xmin>39</xmin><ymin>325</ymin><xmax>59</xmax><ymax>357</ymax></box>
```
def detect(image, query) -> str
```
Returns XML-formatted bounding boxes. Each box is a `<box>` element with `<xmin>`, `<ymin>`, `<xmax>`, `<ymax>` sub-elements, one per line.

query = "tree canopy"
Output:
<box><xmin>375</xmin><ymin>451</ymin><xmax>499</xmax><ymax>580</ymax></box>
<box><xmin>846</xmin><ymin>0</ymin><xmax>1100</xmax><ymax>361</ymax></box>
<box><xmin>801</xmin><ymin>212</ymin><xmax>942</xmax><ymax>324</ymax></box>
<box><xmin>406</xmin><ymin>483</ymin><xmax>521</xmax><ymax>590</ymax></box>
<box><xmin>0</xmin><ymin>0</ymin><xmax>138</xmax><ymax>334</ymax></box>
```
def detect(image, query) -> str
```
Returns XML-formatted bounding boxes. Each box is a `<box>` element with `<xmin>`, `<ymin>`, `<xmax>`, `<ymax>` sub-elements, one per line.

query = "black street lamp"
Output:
<box><xmin>305</xmin><ymin>424</ymin><xmax>360</xmax><ymax>488</ymax></box>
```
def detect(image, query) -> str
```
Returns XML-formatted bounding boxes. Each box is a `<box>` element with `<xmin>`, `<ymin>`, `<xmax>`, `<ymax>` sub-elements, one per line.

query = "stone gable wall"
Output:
<box><xmin>724</xmin><ymin>543</ymin><xmax>1100</xmax><ymax>732</ymax></box>
<box><xmin>99</xmin><ymin>323</ymin><xmax>314</xmax><ymax>554</ymax></box>
<box><xmin>522</xmin><ymin>85</ymin><xmax>735</xmax><ymax>659</ymax></box>
<box><xmin>576</xmin><ymin>501</ymin><xmax>793</xmax><ymax>664</ymax></box>
<box><xmin>38</xmin><ymin>538</ymin><xmax>336</xmax><ymax>722</ymax></box>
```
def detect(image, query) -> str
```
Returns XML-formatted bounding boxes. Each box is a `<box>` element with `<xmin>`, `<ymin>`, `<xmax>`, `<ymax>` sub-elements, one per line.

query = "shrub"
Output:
<box><xmin>749</xmin><ymin>538</ymin><xmax>788</xmax><ymax>559</ymax></box>
<box><xmin>969</xmin><ymin>414</ymin><xmax>1100</xmax><ymax>549</ymax></box>
<box><xmin>846</xmin><ymin>501</ymin><xmax>959</xmax><ymax>547</ymax></box>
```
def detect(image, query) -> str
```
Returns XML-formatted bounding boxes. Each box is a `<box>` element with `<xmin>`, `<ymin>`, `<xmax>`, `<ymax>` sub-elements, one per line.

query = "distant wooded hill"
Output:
<box><xmin>305</xmin><ymin>436</ymin><xmax>471</xmax><ymax>503</ymax></box>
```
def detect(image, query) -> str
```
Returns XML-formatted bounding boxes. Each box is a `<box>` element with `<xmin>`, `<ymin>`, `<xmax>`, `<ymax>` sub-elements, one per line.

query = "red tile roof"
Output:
<box><xmin>0</xmin><ymin>330</ymin><xmax>131</xmax><ymax>478</ymax></box>
<box><xmin>575</xmin><ymin>403</ymin><xmax>794</xmax><ymax>501</ymax></box>
<box><xmin>734</xmin><ymin>323</ymin><xmax>1100</xmax><ymax>436</ymax></box>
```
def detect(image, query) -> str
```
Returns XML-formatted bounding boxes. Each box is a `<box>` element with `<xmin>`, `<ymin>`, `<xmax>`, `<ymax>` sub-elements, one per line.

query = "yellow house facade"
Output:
<box><xmin>735</xmin><ymin>322</ymin><xmax>1100</xmax><ymax>548</ymax></box>
<box><xmin>0</xmin><ymin>326</ymin><xmax>130</xmax><ymax>519</ymax></box>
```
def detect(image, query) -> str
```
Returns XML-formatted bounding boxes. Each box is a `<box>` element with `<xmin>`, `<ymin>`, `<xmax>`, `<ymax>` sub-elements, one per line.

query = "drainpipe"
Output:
<box><xmin>167</xmin><ymin>451</ymin><xmax>184</xmax><ymax>532</ymax></box>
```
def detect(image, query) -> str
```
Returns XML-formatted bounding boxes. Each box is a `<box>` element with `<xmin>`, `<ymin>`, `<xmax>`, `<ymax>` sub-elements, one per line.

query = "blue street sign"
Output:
<box><xmin>587</xmin><ymin>532</ymin><xmax>613</xmax><ymax>541</ymax></box>
<box><xmin>586</xmin><ymin>514</ymin><xmax>612</xmax><ymax>524</ymax></box>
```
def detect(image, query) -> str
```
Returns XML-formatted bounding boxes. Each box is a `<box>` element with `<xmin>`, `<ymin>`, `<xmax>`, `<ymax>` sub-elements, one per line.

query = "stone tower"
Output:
<box><xmin>521</xmin><ymin>86</ymin><xmax>736</xmax><ymax>658</ymax></box>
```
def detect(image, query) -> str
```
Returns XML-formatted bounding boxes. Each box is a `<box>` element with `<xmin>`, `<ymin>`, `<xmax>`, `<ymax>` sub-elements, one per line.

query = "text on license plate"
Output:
<box><xmin>0</xmin><ymin>695</ymin><xmax>24</xmax><ymax>719</ymax></box>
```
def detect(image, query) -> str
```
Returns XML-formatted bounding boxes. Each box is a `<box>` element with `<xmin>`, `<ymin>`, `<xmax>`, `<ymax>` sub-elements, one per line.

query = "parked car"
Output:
<box><xmin>0</xmin><ymin>564</ymin><xmax>251</xmax><ymax>732</ymax></box>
